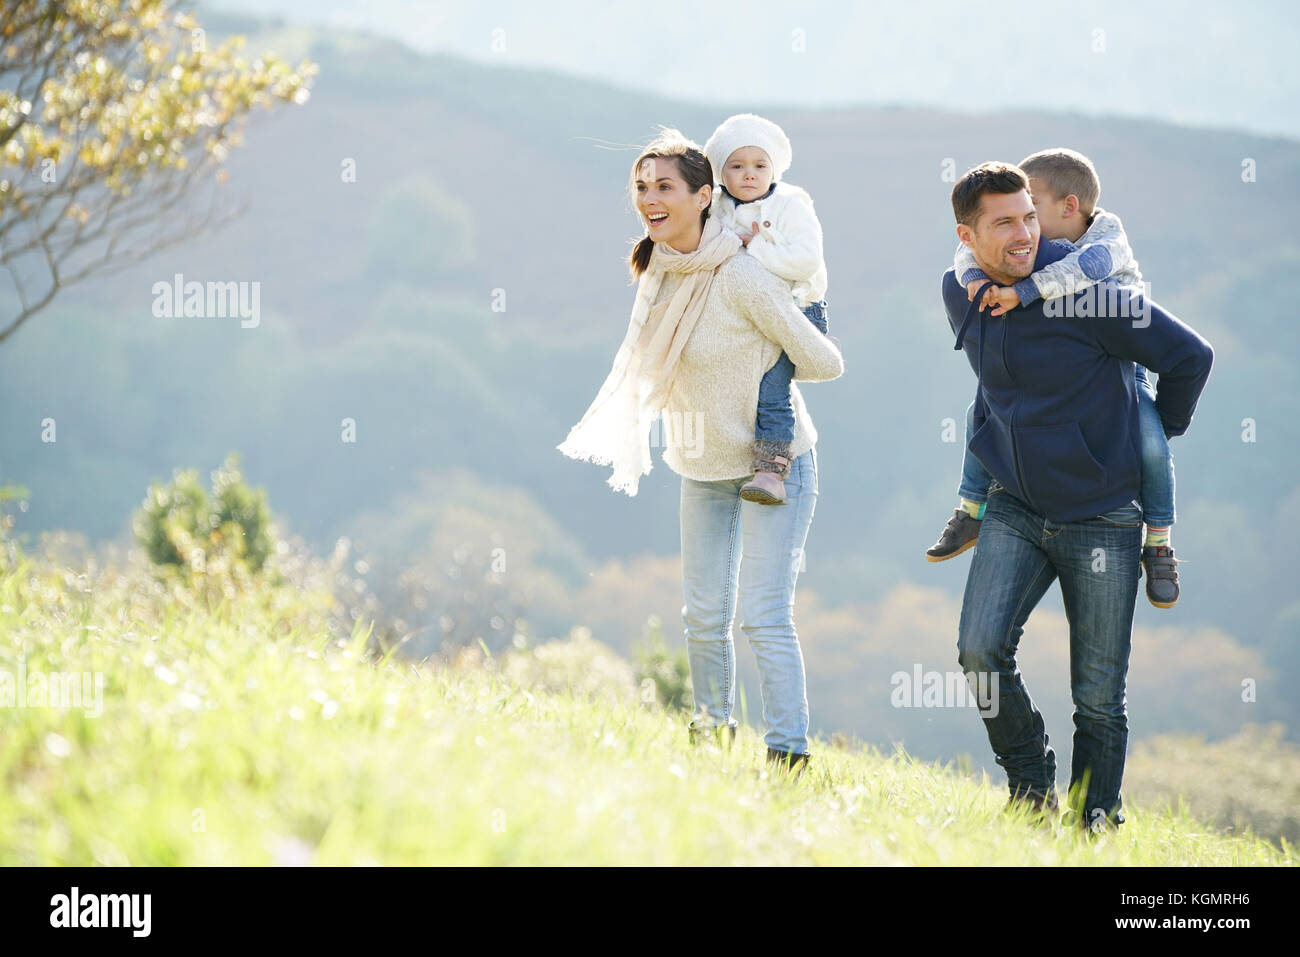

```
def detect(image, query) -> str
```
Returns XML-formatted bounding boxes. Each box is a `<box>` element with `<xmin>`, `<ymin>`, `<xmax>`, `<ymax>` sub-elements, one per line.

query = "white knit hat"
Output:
<box><xmin>703</xmin><ymin>113</ymin><xmax>792</xmax><ymax>185</ymax></box>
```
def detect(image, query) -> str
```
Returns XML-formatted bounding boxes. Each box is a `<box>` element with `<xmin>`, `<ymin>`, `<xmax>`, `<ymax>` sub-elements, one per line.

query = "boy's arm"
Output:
<box><xmin>744</xmin><ymin>190</ymin><xmax>824</xmax><ymax>284</ymax></box>
<box><xmin>1012</xmin><ymin>209</ymin><xmax>1137</xmax><ymax>307</ymax></box>
<box><xmin>953</xmin><ymin>241</ymin><xmax>989</xmax><ymax>287</ymax></box>
<box><xmin>1087</xmin><ymin>291</ymin><xmax>1213</xmax><ymax>438</ymax></box>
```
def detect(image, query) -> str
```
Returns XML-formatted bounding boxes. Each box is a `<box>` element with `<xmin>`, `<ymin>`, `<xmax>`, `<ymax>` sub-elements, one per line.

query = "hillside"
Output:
<box><xmin>0</xmin><ymin>530</ymin><xmax>1293</xmax><ymax>866</ymax></box>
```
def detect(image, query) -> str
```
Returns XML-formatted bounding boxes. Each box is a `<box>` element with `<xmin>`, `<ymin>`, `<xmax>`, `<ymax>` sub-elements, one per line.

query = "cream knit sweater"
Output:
<box><xmin>658</xmin><ymin>251</ymin><xmax>844</xmax><ymax>481</ymax></box>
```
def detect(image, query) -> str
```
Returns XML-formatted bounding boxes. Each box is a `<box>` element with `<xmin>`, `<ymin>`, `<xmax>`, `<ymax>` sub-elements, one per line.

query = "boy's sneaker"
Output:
<box><xmin>926</xmin><ymin>509</ymin><xmax>981</xmax><ymax>562</ymax></box>
<box><xmin>1141</xmin><ymin>545</ymin><xmax>1180</xmax><ymax>608</ymax></box>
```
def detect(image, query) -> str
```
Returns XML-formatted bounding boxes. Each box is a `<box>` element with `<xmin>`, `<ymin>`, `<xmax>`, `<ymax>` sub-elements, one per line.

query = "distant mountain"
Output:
<box><xmin>198</xmin><ymin>0</ymin><xmax>1300</xmax><ymax>141</ymax></box>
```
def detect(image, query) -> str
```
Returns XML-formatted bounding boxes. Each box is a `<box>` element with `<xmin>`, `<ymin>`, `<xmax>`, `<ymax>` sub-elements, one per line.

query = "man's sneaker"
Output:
<box><xmin>1084</xmin><ymin>807</ymin><xmax>1126</xmax><ymax>835</ymax></box>
<box><xmin>1004</xmin><ymin>788</ymin><xmax>1059</xmax><ymax>824</ymax></box>
<box><xmin>1141</xmin><ymin>545</ymin><xmax>1180</xmax><ymax>608</ymax></box>
<box><xmin>926</xmin><ymin>508</ymin><xmax>981</xmax><ymax>562</ymax></box>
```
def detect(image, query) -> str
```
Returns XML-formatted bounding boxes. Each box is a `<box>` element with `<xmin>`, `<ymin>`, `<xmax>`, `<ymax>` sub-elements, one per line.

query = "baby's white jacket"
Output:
<box><xmin>714</xmin><ymin>181</ymin><xmax>828</xmax><ymax>307</ymax></box>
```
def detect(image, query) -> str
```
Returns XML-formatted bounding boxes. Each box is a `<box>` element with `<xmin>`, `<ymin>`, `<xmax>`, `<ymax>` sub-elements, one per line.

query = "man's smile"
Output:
<box><xmin>1007</xmin><ymin>242</ymin><xmax>1034</xmax><ymax>265</ymax></box>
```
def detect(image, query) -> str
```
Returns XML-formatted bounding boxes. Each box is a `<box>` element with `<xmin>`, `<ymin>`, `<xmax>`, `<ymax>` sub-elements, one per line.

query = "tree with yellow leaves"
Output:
<box><xmin>0</xmin><ymin>0</ymin><xmax>316</xmax><ymax>344</ymax></box>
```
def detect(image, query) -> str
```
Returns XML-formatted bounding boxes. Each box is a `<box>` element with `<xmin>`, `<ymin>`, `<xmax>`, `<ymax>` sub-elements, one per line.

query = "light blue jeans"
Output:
<box><xmin>679</xmin><ymin>447</ymin><xmax>818</xmax><ymax>754</ymax></box>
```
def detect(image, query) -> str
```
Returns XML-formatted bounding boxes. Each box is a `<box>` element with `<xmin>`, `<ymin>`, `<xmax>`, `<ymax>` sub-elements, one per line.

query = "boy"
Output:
<box><xmin>928</xmin><ymin>148</ymin><xmax>1182</xmax><ymax>608</ymax></box>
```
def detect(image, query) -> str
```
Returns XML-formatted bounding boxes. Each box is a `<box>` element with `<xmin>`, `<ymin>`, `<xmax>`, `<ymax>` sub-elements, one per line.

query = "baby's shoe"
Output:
<box><xmin>740</xmin><ymin>440</ymin><xmax>791</xmax><ymax>505</ymax></box>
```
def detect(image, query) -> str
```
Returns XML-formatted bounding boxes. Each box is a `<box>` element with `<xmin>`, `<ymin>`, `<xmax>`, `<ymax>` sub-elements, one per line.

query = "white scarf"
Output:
<box><xmin>558</xmin><ymin>214</ymin><xmax>741</xmax><ymax>495</ymax></box>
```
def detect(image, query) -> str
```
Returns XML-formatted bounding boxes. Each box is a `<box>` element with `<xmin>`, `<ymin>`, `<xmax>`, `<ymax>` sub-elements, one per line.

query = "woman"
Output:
<box><xmin>558</xmin><ymin>129</ymin><xmax>843</xmax><ymax>770</ymax></box>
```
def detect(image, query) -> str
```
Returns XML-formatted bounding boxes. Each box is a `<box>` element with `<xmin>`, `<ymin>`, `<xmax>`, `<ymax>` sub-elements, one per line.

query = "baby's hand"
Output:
<box><xmin>737</xmin><ymin>220</ymin><xmax>760</xmax><ymax>247</ymax></box>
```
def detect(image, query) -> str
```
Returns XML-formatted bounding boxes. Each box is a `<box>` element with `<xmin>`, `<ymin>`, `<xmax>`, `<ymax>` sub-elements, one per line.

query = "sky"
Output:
<box><xmin>197</xmin><ymin>0</ymin><xmax>1300</xmax><ymax>141</ymax></box>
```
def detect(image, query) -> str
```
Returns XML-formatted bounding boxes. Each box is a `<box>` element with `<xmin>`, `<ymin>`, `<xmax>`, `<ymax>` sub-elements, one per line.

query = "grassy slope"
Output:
<box><xmin>0</xmin><ymin>545</ymin><xmax>1291</xmax><ymax>867</ymax></box>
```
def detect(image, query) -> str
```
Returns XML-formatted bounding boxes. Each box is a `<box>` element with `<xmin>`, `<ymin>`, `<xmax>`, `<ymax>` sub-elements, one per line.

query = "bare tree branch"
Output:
<box><xmin>0</xmin><ymin>0</ymin><xmax>315</xmax><ymax>346</ymax></box>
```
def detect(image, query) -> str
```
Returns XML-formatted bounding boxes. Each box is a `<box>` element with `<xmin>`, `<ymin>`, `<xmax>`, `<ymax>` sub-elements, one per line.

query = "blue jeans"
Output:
<box><xmin>1134</xmin><ymin>365</ymin><xmax>1175</xmax><ymax>527</ymax></box>
<box><xmin>679</xmin><ymin>447</ymin><xmax>818</xmax><ymax>754</ymax></box>
<box><xmin>957</xmin><ymin>481</ymin><xmax>1142</xmax><ymax>822</ymax></box>
<box><xmin>957</xmin><ymin>364</ymin><xmax>1175</xmax><ymax>527</ymax></box>
<box><xmin>755</xmin><ymin>301</ymin><xmax>830</xmax><ymax>444</ymax></box>
<box><xmin>957</xmin><ymin>399</ymin><xmax>994</xmax><ymax>504</ymax></box>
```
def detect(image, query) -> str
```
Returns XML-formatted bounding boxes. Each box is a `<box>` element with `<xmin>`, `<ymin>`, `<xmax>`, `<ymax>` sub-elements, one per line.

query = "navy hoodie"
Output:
<box><xmin>943</xmin><ymin>239</ymin><xmax>1214</xmax><ymax>524</ymax></box>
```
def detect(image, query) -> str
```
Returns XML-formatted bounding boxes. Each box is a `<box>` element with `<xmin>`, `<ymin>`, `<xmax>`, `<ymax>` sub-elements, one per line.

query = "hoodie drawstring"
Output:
<box><xmin>955</xmin><ymin>279</ymin><xmax>999</xmax><ymax>390</ymax></box>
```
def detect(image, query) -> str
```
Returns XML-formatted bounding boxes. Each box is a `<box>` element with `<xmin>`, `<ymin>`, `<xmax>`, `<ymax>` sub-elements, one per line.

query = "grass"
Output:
<box><xmin>1125</xmin><ymin>725</ymin><xmax>1300</xmax><ymax>849</ymax></box>
<box><xmin>0</xmin><ymin>536</ymin><xmax>1293</xmax><ymax>866</ymax></box>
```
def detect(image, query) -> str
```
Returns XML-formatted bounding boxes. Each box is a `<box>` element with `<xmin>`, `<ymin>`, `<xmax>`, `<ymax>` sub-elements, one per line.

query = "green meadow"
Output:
<box><xmin>0</xmin><ymin>528</ymin><xmax>1291</xmax><ymax>866</ymax></box>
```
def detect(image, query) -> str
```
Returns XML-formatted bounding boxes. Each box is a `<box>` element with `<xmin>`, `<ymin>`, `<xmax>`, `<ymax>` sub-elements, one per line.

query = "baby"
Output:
<box><xmin>703</xmin><ymin>113</ymin><xmax>829</xmax><ymax>505</ymax></box>
<box><xmin>929</xmin><ymin>147</ymin><xmax>1183</xmax><ymax>608</ymax></box>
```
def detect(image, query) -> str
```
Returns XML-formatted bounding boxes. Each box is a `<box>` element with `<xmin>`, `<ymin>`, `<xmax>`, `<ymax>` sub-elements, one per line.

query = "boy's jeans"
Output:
<box><xmin>755</xmin><ymin>301</ymin><xmax>830</xmax><ymax>445</ymax></box>
<box><xmin>957</xmin><ymin>364</ymin><xmax>1176</xmax><ymax>527</ymax></box>
<box><xmin>1133</xmin><ymin>365</ymin><xmax>1176</xmax><ymax>527</ymax></box>
<box><xmin>679</xmin><ymin>447</ymin><xmax>818</xmax><ymax>754</ymax></box>
<box><xmin>957</xmin><ymin>481</ymin><xmax>1142</xmax><ymax>821</ymax></box>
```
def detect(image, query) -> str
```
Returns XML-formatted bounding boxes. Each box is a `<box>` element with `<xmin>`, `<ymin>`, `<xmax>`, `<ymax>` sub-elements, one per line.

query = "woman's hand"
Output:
<box><xmin>725</xmin><ymin>257</ymin><xmax>843</xmax><ymax>384</ymax></box>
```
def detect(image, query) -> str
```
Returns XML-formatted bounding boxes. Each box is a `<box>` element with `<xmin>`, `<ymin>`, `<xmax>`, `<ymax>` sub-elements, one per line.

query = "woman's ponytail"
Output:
<box><xmin>629</xmin><ymin>235</ymin><xmax>655</xmax><ymax>278</ymax></box>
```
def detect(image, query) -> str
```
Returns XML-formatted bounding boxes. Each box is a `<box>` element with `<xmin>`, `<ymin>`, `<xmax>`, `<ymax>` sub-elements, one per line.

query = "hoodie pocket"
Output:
<box><xmin>1014</xmin><ymin>421</ymin><xmax>1107</xmax><ymax>508</ymax></box>
<box><xmin>968</xmin><ymin>419</ymin><xmax>1022</xmax><ymax>500</ymax></box>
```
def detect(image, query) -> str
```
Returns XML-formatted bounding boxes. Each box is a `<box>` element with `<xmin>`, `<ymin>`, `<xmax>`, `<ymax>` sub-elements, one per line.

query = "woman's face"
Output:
<box><xmin>635</xmin><ymin>156</ymin><xmax>710</xmax><ymax>252</ymax></box>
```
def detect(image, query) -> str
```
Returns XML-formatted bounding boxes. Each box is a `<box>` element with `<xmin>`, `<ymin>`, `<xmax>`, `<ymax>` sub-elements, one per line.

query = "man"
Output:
<box><xmin>941</xmin><ymin>162</ymin><xmax>1213</xmax><ymax>831</ymax></box>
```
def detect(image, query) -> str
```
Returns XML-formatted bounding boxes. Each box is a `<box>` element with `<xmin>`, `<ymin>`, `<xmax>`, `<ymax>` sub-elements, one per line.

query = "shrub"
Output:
<box><xmin>447</xmin><ymin>627</ymin><xmax>638</xmax><ymax>705</ymax></box>
<box><xmin>632</xmin><ymin>616</ymin><xmax>692</xmax><ymax>712</ymax></box>
<box><xmin>133</xmin><ymin>453</ymin><xmax>273</xmax><ymax>575</ymax></box>
<box><xmin>499</xmin><ymin>627</ymin><xmax>637</xmax><ymax>704</ymax></box>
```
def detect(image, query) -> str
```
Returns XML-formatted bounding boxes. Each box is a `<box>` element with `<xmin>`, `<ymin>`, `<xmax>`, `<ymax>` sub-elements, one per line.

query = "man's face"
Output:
<box><xmin>956</xmin><ymin>189</ymin><xmax>1040</xmax><ymax>285</ymax></box>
